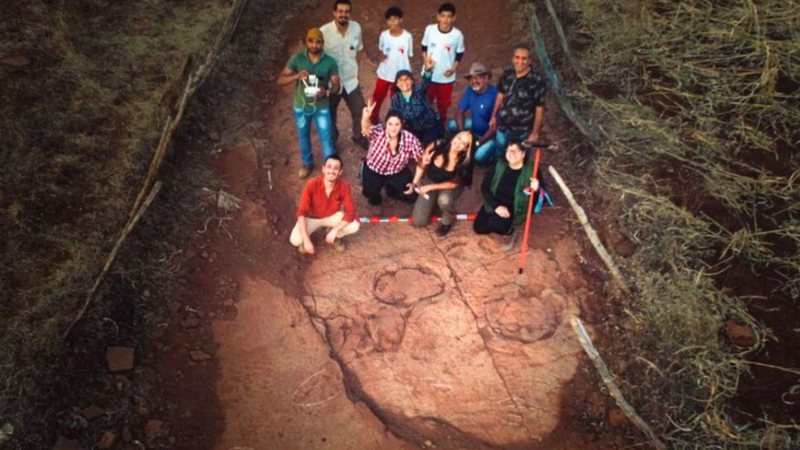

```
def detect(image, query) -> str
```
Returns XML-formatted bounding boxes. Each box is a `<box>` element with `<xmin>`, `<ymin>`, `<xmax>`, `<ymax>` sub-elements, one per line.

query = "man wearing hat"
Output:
<box><xmin>278</xmin><ymin>28</ymin><xmax>341</xmax><ymax>178</ymax></box>
<box><xmin>447</xmin><ymin>61</ymin><xmax>498</xmax><ymax>164</ymax></box>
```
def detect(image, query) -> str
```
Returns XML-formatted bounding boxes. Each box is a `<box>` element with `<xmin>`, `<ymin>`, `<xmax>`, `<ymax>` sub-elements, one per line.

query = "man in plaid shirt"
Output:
<box><xmin>360</xmin><ymin>100</ymin><xmax>423</xmax><ymax>205</ymax></box>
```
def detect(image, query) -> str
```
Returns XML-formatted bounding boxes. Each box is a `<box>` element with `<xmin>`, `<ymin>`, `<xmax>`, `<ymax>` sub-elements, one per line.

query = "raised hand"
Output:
<box><xmin>421</xmin><ymin>145</ymin><xmax>434</xmax><ymax>166</ymax></box>
<box><xmin>423</xmin><ymin>55</ymin><xmax>435</xmax><ymax>72</ymax></box>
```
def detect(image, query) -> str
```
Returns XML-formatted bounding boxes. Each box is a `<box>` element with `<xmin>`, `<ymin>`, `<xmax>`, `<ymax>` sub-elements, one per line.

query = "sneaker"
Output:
<box><xmin>435</xmin><ymin>223</ymin><xmax>452</xmax><ymax>236</ymax></box>
<box><xmin>502</xmin><ymin>228</ymin><xmax>518</xmax><ymax>251</ymax></box>
<box><xmin>333</xmin><ymin>238</ymin><xmax>346</xmax><ymax>252</ymax></box>
<box><xmin>352</xmin><ymin>135</ymin><xmax>370</xmax><ymax>150</ymax></box>
<box><xmin>297</xmin><ymin>164</ymin><xmax>313</xmax><ymax>179</ymax></box>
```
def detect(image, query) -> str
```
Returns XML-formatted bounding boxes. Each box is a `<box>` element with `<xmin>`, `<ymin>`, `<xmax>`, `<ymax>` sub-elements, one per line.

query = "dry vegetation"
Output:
<box><xmin>0</xmin><ymin>1</ymin><xmax>229</xmax><ymax>446</ymax></box>
<box><xmin>536</xmin><ymin>0</ymin><xmax>799</xmax><ymax>446</ymax></box>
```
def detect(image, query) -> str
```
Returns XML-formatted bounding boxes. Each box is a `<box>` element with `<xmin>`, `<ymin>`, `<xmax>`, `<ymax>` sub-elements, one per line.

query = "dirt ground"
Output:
<box><xmin>127</xmin><ymin>1</ymin><xmax>635</xmax><ymax>449</ymax></box>
<box><xmin>45</xmin><ymin>0</ymin><xmax>642</xmax><ymax>449</ymax></box>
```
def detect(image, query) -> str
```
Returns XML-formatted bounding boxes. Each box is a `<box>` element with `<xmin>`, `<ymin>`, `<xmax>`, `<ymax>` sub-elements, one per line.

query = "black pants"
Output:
<box><xmin>410</xmin><ymin>125</ymin><xmax>446</xmax><ymax>147</ymax></box>
<box><xmin>473</xmin><ymin>206</ymin><xmax>514</xmax><ymax>235</ymax></box>
<box><xmin>329</xmin><ymin>86</ymin><xmax>365</xmax><ymax>142</ymax></box>
<box><xmin>362</xmin><ymin>164</ymin><xmax>417</xmax><ymax>204</ymax></box>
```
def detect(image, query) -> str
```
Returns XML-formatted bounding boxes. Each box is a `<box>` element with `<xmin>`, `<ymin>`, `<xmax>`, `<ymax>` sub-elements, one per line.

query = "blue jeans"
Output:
<box><xmin>474</xmin><ymin>129</ymin><xmax>529</xmax><ymax>165</ymax></box>
<box><xmin>446</xmin><ymin>118</ymin><xmax>497</xmax><ymax>165</ymax></box>
<box><xmin>293</xmin><ymin>107</ymin><xmax>335</xmax><ymax>166</ymax></box>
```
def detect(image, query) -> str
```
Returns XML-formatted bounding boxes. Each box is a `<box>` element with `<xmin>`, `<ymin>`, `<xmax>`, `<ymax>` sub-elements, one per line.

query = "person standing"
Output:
<box><xmin>290</xmin><ymin>155</ymin><xmax>360</xmax><ymax>254</ymax></box>
<box><xmin>421</xmin><ymin>2</ymin><xmax>465</xmax><ymax>125</ymax></box>
<box><xmin>371</xmin><ymin>6</ymin><xmax>413</xmax><ymax>124</ymax></box>
<box><xmin>320</xmin><ymin>0</ymin><xmax>370</xmax><ymax>149</ymax></box>
<box><xmin>487</xmin><ymin>45</ymin><xmax>547</xmax><ymax>162</ymax></box>
<box><xmin>277</xmin><ymin>28</ymin><xmax>340</xmax><ymax>178</ymax></box>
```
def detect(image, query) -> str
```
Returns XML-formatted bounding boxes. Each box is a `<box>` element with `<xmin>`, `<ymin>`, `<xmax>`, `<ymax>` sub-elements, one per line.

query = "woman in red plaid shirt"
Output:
<box><xmin>360</xmin><ymin>99</ymin><xmax>423</xmax><ymax>205</ymax></box>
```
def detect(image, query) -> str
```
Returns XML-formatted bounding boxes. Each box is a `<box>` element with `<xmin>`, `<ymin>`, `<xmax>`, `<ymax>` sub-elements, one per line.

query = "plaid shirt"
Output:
<box><xmin>365</xmin><ymin>124</ymin><xmax>423</xmax><ymax>175</ymax></box>
<box><xmin>390</xmin><ymin>72</ymin><xmax>439</xmax><ymax>136</ymax></box>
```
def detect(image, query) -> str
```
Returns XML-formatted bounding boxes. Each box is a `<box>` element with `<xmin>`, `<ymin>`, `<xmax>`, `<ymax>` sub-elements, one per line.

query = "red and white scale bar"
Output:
<box><xmin>358</xmin><ymin>213</ymin><xmax>477</xmax><ymax>224</ymax></box>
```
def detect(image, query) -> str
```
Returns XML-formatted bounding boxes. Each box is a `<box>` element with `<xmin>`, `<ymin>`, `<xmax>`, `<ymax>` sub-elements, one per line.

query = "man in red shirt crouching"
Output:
<box><xmin>290</xmin><ymin>154</ymin><xmax>360</xmax><ymax>254</ymax></box>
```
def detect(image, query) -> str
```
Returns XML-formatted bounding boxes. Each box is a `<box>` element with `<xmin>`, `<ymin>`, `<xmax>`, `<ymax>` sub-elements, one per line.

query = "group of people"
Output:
<box><xmin>283</xmin><ymin>1</ymin><xmax>547</xmax><ymax>255</ymax></box>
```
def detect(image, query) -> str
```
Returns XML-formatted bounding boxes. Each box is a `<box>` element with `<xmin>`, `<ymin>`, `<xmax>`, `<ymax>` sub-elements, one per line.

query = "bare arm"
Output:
<box><xmin>455</xmin><ymin>109</ymin><xmax>466</xmax><ymax>131</ymax></box>
<box><xmin>361</xmin><ymin>98</ymin><xmax>376</xmax><ymax>135</ymax></box>
<box><xmin>277</xmin><ymin>67</ymin><xmax>305</xmax><ymax>86</ymax></box>
<box><xmin>488</xmin><ymin>92</ymin><xmax>504</xmax><ymax>131</ymax></box>
<box><xmin>526</xmin><ymin>105</ymin><xmax>544</xmax><ymax>143</ymax></box>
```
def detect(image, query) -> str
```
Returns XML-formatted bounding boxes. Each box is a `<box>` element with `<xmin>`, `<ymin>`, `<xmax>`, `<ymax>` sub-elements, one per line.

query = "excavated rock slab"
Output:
<box><xmin>212</xmin><ymin>277</ymin><xmax>411</xmax><ymax>449</ymax></box>
<box><xmin>302</xmin><ymin>224</ymin><xmax>586</xmax><ymax>447</ymax></box>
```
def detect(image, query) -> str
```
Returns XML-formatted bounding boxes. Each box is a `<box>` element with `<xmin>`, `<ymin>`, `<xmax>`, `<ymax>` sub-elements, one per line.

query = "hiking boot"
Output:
<box><xmin>352</xmin><ymin>135</ymin><xmax>370</xmax><ymax>150</ymax></box>
<box><xmin>502</xmin><ymin>228</ymin><xmax>518</xmax><ymax>251</ymax></box>
<box><xmin>333</xmin><ymin>238</ymin><xmax>346</xmax><ymax>252</ymax></box>
<box><xmin>435</xmin><ymin>223</ymin><xmax>452</xmax><ymax>237</ymax></box>
<box><xmin>297</xmin><ymin>164</ymin><xmax>314</xmax><ymax>179</ymax></box>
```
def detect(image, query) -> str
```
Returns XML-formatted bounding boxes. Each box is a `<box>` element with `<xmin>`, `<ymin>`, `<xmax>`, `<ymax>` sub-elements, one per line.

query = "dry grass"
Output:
<box><xmin>538</xmin><ymin>0</ymin><xmax>799</xmax><ymax>446</ymax></box>
<box><xmin>0</xmin><ymin>1</ymin><xmax>228</xmax><ymax>447</ymax></box>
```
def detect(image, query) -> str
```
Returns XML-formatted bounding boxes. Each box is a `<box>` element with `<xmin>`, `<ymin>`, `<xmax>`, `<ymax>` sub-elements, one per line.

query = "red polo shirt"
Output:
<box><xmin>296</xmin><ymin>175</ymin><xmax>356</xmax><ymax>222</ymax></box>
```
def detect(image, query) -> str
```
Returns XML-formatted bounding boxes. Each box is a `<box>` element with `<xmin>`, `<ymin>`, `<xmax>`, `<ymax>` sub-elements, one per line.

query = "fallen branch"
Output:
<box><xmin>548</xmin><ymin>165</ymin><xmax>631</xmax><ymax>296</ymax></box>
<box><xmin>129</xmin><ymin>0</ymin><xmax>250</xmax><ymax>217</ymax></box>
<box><xmin>570</xmin><ymin>316</ymin><xmax>666</xmax><ymax>450</ymax></box>
<box><xmin>63</xmin><ymin>182</ymin><xmax>162</xmax><ymax>339</ymax></box>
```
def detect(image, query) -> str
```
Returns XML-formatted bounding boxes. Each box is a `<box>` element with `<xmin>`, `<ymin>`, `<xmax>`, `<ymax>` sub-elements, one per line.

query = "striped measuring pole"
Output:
<box><xmin>358</xmin><ymin>213</ymin><xmax>477</xmax><ymax>224</ymax></box>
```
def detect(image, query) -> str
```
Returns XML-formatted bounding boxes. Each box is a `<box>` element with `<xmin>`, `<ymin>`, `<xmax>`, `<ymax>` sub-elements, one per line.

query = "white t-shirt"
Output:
<box><xmin>320</xmin><ymin>20</ymin><xmax>363</xmax><ymax>93</ymax></box>
<box><xmin>376</xmin><ymin>29</ymin><xmax>414</xmax><ymax>82</ymax></box>
<box><xmin>421</xmin><ymin>24</ymin><xmax>465</xmax><ymax>84</ymax></box>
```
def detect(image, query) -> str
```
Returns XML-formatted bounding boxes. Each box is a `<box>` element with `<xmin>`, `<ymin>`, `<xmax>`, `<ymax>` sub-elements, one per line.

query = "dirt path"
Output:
<box><xmin>158</xmin><ymin>1</ymin><xmax>627</xmax><ymax>449</ymax></box>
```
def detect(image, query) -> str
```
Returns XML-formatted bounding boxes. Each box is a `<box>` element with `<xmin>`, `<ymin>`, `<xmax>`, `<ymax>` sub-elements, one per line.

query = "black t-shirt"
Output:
<box><xmin>495</xmin><ymin>167</ymin><xmax>522</xmax><ymax>208</ymax></box>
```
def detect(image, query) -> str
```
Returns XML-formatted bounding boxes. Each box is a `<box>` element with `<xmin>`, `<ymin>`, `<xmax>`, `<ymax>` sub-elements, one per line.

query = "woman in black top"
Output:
<box><xmin>406</xmin><ymin>131</ymin><xmax>474</xmax><ymax>236</ymax></box>
<box><xmin>474</xmin><ymin>141</ymin><xmax>539</xmax><ymax>248</ymax></box>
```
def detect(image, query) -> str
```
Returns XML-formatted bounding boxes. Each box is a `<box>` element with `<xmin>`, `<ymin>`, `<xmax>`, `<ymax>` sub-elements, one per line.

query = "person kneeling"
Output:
<box><xmin>408</xmin><ymin>131</ymin><xmax>474</xmax><ymax>236</ymax></box>
<box><xmin>290</xmin><ymin>155</ymin><xmax>360</xmax><ymax>254</ymax></box>
<box><xmin>473</xmin><ymin>141</ymin><xmax>539</xmax><ymax>250</ymax></box>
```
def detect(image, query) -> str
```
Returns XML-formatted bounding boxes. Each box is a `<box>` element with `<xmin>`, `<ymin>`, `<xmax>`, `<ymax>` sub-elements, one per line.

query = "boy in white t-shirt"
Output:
<box><xmin>421</xmin><ymin>2</ymin><xmax>465</xmax><ymax>125</ymax></box>
<box><xmin>371</xmin><ymin>6</ymin><xmax>413</xmax><ymax>123</ymax></box>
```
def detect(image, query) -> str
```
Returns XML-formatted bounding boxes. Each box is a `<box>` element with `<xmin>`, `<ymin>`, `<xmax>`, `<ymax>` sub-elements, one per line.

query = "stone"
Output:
<box><xmin>485</xmin><ymin>295</ymin><xmax>560</xmax><ymax>343</ymax></box>
<box><xmin>122</xmin><ymin>427</ymin><xmax>133</xmax><ymax>443</ymax></box>
<box><xmin>189</xmin><ymin>350</ymin><xmax>212</xmax><ymax>362</ymax></box>
<box><xmin>724</xmin><ymin>321</ymin><xmax>756</xmax><ymax>348</ymax></box>
<box><xmin>98</xmin><ymin>431</ymin><xmax>116</xmax><ymax>449</ymax></box>
<box><xmin>366</xmin><ymin>308</ymin><xmax>406</xmax><ymax>352</ymax></box>
<box><xmin>105</xmin><ymin>346</ymin><xmax>135</xmax><ymax>372</ymax></box>
<box><xmin>607</xmin><ymin>407</ymin><xmax>630</xmax><ymax>428</ymax></box>
<box><xmin>168</xmin><ymin>301</ymin><xmax>182</xmax><ymax>313</ymax></box>
<box><xmin>81</xmin><ymin>405</ymin><xmax>105</xmax><ymax>421</ymax></box>
<box><xmin>1</xmin><ymin>55</ymin><xmax>30</xmax><ymax>67</ymax></box>
<box><xmin>373</xmin><ymin>268</ymin><xmax>444</xmax><ymax>305</ymax></box>
<box><xmin>181</xmin><ymin>316</ymin><xmax>201</xmax><ymax>329</ymax></box>
<box><xmin>144</xmin><ymin>419</ymin><xmax>163</xmax><ymax>439</ymax></box>
<box><xmin>52</xmin><ymin>436</ymin><xmax>81</xmax><ymax>450</ymax></box>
